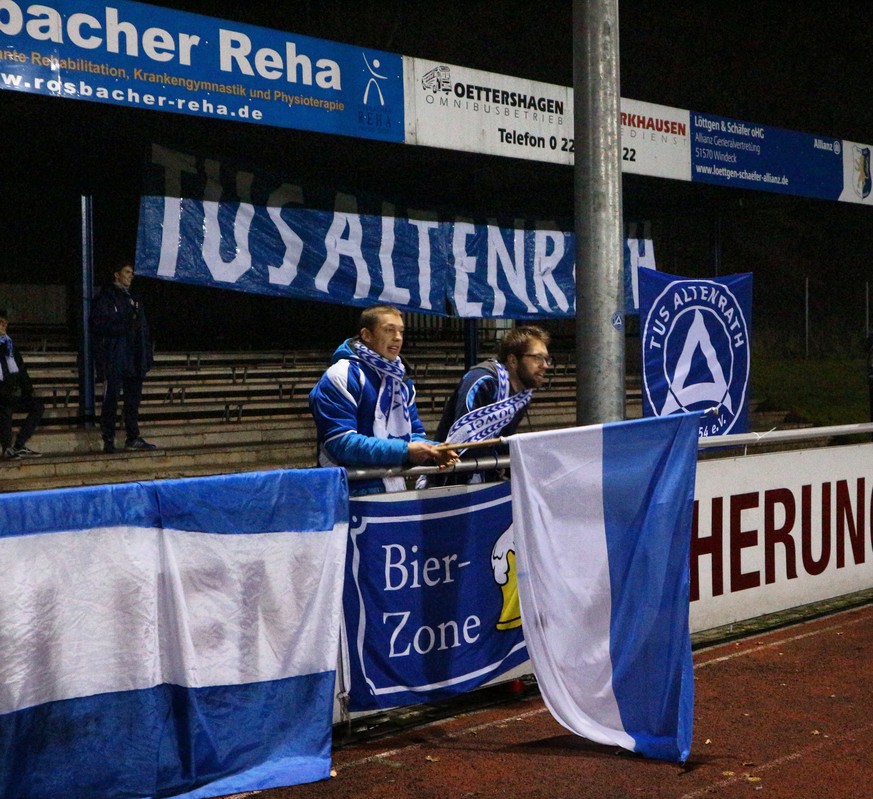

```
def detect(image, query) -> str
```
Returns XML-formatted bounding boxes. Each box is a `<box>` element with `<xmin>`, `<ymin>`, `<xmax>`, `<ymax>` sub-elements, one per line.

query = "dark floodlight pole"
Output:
<box><xmin>573</xmin><ymin>0</ymin><xmax>625</xmax><ymax>424</ymax></box>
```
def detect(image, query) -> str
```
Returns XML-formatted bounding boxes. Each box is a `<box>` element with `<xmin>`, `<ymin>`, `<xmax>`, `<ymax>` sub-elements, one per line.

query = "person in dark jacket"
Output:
<box><xmin>90</xmin><ymin>263</ymin><xmax>156</xmax><ymax>454</ymax></box>
<box><xmin>424</xmin><ymin>325</ymin><xmax>552</xmax><ymax>486</ymax></box>
<box><xmin>0</xmin><ymin>308</ymin><xmax>44</xmax><ymax>459</ymax></box>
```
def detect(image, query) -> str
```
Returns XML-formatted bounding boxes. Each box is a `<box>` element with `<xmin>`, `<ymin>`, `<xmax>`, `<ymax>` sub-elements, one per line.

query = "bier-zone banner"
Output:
<box><xmin>343</xmin><ymin>482</ymin><xmax>528</xmax><ymax>711</ymax></box>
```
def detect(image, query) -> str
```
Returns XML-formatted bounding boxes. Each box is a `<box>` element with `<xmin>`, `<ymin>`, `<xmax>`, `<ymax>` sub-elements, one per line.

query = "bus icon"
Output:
<box><xmin>421</xmin><ymin>65</ymin><xmax>452</xmax><ymax>94</ymax></box>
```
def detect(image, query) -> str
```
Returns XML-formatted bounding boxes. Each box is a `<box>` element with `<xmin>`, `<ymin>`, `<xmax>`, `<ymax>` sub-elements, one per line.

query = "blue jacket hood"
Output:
<box><xmin>330</xmin><ymin>338</ymin><xmax>359</xmax><ymax>365</ymax></box>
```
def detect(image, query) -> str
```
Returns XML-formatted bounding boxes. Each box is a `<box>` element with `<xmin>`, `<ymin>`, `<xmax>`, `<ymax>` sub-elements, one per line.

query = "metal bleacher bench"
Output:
<box><xmin>21</xmin><ymin>346</ymin><xmax>640</xmax><ymax>431</ymax></box>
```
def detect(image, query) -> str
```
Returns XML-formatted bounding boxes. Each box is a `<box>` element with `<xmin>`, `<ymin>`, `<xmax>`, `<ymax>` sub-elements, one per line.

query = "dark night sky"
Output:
<box><xmin>1</xmin><ymin>1</ymin><xmax>871</xmax><ymax>350</ymax></box>
<box><xmin>5</xmin><ymin>1</ymin><xmax>871</xmax><ymax>205</ymax></box>
<box><xmin>141</xmin><ymin>0</ymin><xmax>873</xmax><ymax>142</ymax></box>
<box><xmin>617</xmin><ymin>2</ymin><xmax>873</xmax><ymax>144</ymax></box>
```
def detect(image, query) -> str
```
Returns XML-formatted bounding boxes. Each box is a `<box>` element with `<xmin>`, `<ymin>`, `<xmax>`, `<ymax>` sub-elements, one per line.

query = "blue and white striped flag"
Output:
<box><xmin>0</xmin><ymin>468</ymin><xmax>348</xmax><ymax>799</ymax></box>
<box><xmin>509</xmin><ymin>414</ymin><xmax>698</xmax><ymax>762</ymax></box>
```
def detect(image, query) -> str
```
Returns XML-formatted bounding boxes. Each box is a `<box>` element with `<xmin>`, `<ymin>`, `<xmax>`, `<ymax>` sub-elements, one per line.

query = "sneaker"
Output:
<box><xmin>125</xmin><ymin>437</ymin><xmax>157</xmax><ymax>451</ymax></box>
<box><xmin>2</xmin><ymin>446</ymin><xmax>20</xmax><ymax>459</ymax></box>
<box><xmin>11</xmin><ymin>445</ymin><xmax>42</xmax><ymax>458</ymax></box>
<box><xmin>103</xmin><ymin>440</ymin><xmax>116</xmax><ymax>454</ymax></box>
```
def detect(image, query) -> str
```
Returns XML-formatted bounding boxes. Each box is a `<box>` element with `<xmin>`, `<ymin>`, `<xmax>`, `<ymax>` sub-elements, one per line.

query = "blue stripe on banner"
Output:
<box><xmin>153</xmin><ymin>469</ymin><xmax>349</xmax><ymax>534</ymax></box>
<box><xmin>0</xmin><ymin>469</ymin><xmax>348</xmax><ymax>538</ymax></box>
<box><xmin>0</xmin><ymin>672</ymin><xmax>335</xmax><ymax>799</ymax></box>
<box><xmin>0</xmin><ymin>482</ymin><xmax>158</xmax><ymax>538</ymax></box>
<box><xmin>601</xmin><ymin>413</ymin><xmax>699</xmax><ymax>761</ymax></box>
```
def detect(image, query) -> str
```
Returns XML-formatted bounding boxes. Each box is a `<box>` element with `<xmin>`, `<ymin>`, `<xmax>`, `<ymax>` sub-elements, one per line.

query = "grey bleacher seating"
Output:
<box><xmin>2</xmin><ymin>342</ymin><xmax>643</xmax><ymax>493</ymax></box>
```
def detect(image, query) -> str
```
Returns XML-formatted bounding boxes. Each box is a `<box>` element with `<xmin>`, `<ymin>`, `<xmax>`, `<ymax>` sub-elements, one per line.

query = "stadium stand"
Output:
<box><xmin>1</xmin><ymin>340</ymin><xmax>643</xmax><ymax>492</ymax></box>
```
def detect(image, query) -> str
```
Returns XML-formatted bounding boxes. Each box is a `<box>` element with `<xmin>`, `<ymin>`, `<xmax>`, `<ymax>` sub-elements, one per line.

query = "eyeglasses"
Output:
<box><xmin>521</xmin><ymin>354</ymin><xmax>554</xmax><ymax>367</ymax></box>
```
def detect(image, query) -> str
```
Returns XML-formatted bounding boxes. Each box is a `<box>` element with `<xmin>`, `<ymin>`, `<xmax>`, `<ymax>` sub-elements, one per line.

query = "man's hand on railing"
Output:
<box><xmin>407</xmin><ymin>441</ymin><xmax>459</xmax><ymax>469</ymax></box>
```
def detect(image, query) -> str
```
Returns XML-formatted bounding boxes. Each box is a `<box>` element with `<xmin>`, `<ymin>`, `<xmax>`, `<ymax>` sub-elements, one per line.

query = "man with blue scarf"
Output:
<box><xmin>309</xmin><ymin>305</ymin><xmax>456</xmax><ymax>495</ymax></box>
<box><xmin>0</xmin><ymin>308</ymin><xmax>44</xmax><ymax>459</ymax></box>
<box><xmin>426</xmin><ymin>325</ymin><xmax>552</xmax><ymax>486</ymax></box>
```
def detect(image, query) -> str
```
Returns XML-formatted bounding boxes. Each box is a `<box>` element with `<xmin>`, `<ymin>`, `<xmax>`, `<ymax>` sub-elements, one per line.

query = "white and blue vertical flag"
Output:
<box><xmin>0</xmin><ymin>468</ymin><xmax>349</xmax><ymax>799</ymax></box>
<box><xmin>508</xmin><ymin>414</ymin><xmax>699</xmax><ymax>762</ymax></box>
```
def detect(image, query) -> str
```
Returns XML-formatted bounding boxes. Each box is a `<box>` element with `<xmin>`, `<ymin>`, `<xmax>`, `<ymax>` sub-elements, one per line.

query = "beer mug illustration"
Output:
<box><xmin>492</xmin><ymin>526</ymin><xmax>521</xmax><ymax>630</ymax></box>
<box><xmin>853</xmin><ymin>145</ymin><xmax>871</xmax><ymax>199</ymax></box>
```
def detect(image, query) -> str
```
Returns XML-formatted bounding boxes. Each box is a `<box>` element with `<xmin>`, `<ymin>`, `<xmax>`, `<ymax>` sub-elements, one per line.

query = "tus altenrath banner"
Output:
<box><xmin>136</xmin><ymin>144</ymin><xmax>653</xmax><ymax>318</ymax></box>
<box><xmin>639</xmin><ymin>269</ymin><xmax>753</xmax><ymax>437</ymax></box>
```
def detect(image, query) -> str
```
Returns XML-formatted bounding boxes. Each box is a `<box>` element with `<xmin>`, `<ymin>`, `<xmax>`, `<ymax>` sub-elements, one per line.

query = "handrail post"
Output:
<box><xmin>78</xmin><ymin>195</ymin><xmax>95</xmax><ymax>428</ymax></box>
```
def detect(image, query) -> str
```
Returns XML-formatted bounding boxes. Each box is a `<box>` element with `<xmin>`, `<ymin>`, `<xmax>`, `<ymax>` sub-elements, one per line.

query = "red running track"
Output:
<box><xmin>233</xmin><ymin>603</ymin><xmax>873</xmax><ymax>799</ymax></box>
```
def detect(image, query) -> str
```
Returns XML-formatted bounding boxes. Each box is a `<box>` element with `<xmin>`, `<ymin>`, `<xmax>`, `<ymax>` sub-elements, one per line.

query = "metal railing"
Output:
<box><xmin>344</xmin><ymin>422</ymin><xmax>873</xmax><ymax>485</ymax></box>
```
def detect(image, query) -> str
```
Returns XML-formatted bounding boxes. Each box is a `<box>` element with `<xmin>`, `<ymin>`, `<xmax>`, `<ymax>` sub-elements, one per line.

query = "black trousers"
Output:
<box><xmin>0</xmin><ymin>395</ymin><xmax>45</xmax><ymax>450</ymax></box>
<box><xmin>99</xmin><ymin>375</ymin><xmax>143</xmax><ymax>443</ymax></box>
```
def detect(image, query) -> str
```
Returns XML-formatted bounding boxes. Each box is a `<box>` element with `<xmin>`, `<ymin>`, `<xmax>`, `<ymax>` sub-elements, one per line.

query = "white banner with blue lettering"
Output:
<box><xmin>136</xmin><ymin>144</ymin><xmax>654</xmax><ymax>318</ymax></box>
<box><xmin>639</xmin><ymin>269</ymin><xmax>753</xmax><ymax>437</ymax></box>
<box><xmin>343</xmin><ymin>482</ymin><xmax>528</xmax><ymax>711</ymax></box>
<box><xmin>509</xmin><ymin>414</ymin><xmax>699</xmax><ymax>762</ymax></box>
<box><xmin>0</xmin><ymin>469</ymin><xmax>349</xmax><ymax>799</ymax></box>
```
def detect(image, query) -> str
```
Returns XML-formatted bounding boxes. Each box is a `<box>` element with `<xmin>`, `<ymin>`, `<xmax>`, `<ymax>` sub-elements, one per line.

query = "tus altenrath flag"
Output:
<box><xmin>639</xmin><ymin>269</ymin><xmax>752</xmax><ymax>437</ymax></box>
<box><xmin>509</xmin><ymin>413</ymin><xmax>699</xmax><ymax>762</ymax></box>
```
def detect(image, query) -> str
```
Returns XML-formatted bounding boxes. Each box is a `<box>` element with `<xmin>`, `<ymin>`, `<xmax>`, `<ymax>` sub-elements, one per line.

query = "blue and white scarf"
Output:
<box><xmin>445</xmin><ymin>361</ymin><xmax>532</xmax><ymax>446</ymax></box>
<box><xmin>0</xmin><ymin>335</ymin><xmax>19</xmax><ymax>382</ymax></box>
<box><xmin>354</xmin><ymin>341</ymin><xmax>413</xmax><ymax>444</ymax></box>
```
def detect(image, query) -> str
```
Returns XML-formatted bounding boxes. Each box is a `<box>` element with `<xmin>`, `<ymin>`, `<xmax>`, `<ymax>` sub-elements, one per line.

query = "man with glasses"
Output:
<box><xmin>426</xmin><ymin>325</ymin><xmax>552</xmax><ymax>486</ymax></box>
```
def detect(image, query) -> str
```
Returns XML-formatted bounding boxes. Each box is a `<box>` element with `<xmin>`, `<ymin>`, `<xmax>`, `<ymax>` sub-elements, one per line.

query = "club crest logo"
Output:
<box><xmin>853</xmin><ymin>145</ymin><xmax>872</xmax><ymax>199</ymax></box>
<box><xmin>642</xmin><ymin>278</ymin><xmax>750</xmax><ymax>436</ymax></box>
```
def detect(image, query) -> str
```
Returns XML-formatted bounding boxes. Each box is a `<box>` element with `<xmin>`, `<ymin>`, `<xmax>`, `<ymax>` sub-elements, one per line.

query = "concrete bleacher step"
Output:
<box><xmin>23</xmin><ymin>417</ymin><xmax>317</xmax><ymax>455</ymax></box>
<box><xmin>3</xmin><ymin>402</ymin><xmax>797</xmax><ymax>494</ymax></box>
<box><xmin>0</xmin><ymin>400</ymin><xmax>587</xmax><ymax>492</ymax></box>
<box><xmin>0</xmin><ymin>422</ymin><xmax>318</xmax><ymax>493</ymax></box>
<box><xmin>24</xmin><ymin>350</ymin><xmax>599</xmax><ymax>433</ymax></box>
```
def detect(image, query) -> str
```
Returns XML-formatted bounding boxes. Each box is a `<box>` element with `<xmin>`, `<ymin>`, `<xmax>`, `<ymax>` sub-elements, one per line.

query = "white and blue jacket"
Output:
<box><xmin>308</xmin><ymin>338</ymin><xmax>431</xmax><ymax>495</ymax></box>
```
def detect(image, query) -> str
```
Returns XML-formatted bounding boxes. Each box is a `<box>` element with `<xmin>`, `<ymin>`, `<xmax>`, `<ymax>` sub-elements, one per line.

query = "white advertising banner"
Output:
<box><xmin>620</xmin><ymin>97</ymin><xmax>691</xmax><ymax>181</ymax></box>
<box><xmin>404</xmin><ymin>59</ymin><xmax>873</xmax><ymax>207</ymax></box>
<box><xmin>405</xmin><ymin>59</ymin><xmax>691</xmax><ymax>181</ymax></box>
<box><xmin>690</xmin><ymin>443</ymin><xmax>873</xmax><ymax>633</ymax></box>
<box><xmin>404</xmin><ymin>58</ymin><xmax>573</xmax><ymax>165</ymax></box>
